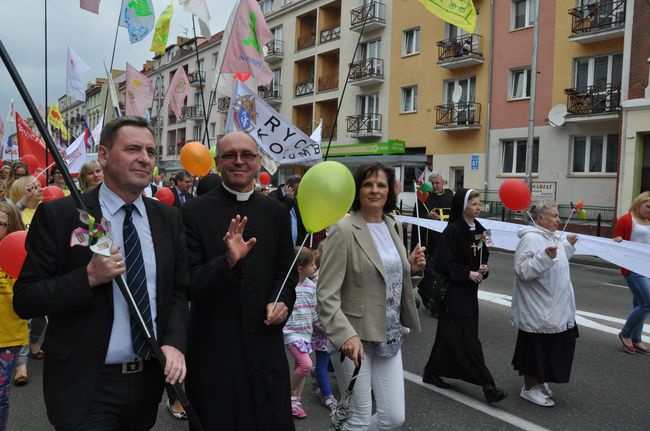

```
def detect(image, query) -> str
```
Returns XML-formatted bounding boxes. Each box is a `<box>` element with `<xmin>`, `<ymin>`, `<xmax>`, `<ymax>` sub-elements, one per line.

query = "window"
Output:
<box><xmin>356</xmin><ymin>93</ymin><xmax>381</xmax><ymax>131</ymax></box>
<box><xmin>510</xmin><ymin>68</ymin><xmax>531</xmax><ymax>99</ymax></box>
<box><xmin>211</xmin><ymin>52</ymin><xmax>219</xmax><ymax>68</ymax></box>
<box><xmin>360</xmin><ymin>39</ymin><xmax>381</xmax><ymax>60</ymax></box>
<box><xmin>403</xmin><ymin>28</ymin><xmax>420</xmax><ymax>56</ymax></box>
<box><xmin>192</xmin><ymin>125</ymin><xmax>202</xmax><ymax>141</ymax></box>
<box><xmin>571</xmin><ymin>134</ymin><xmax>618</xmax><ymax>173</ymax></box>
<box><xmin>259</xmin><ymin>0</ymin><xmax>273</xmax><ymax>14</ymax></box>
<box><xmin>512</xmin><ymin>0</ymin><xmax>536</xmax><ymax>29</ymax></box>
<box><xmin>502</xmin><ymin>138</ymin><xmax>539</xmax><ymax>174</ymax></box>
<box><xmin>271</xmin><ymin>26</ymin><xmax>283</xmax><ymax>41</ymax></box>
<box><xmin>401</xmin><ymin>86</ymin><xmax>418</xmax><ymax>113</ymax></box>
<box><xmin>209</xmin><ymin>122</ymin><xmax>216</xmax><ymax>137</ymax></box>
<box><xmin>574</xmin><ymin>53</ymin><xmax>623</xmax><ymax>89</ymax></box>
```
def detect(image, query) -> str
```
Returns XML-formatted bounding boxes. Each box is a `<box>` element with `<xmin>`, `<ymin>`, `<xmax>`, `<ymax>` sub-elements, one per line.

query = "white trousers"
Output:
<box><xmin>330</xmin><ymin>350</ymin><xmax>405</xmax><ymax>431</ymax></box>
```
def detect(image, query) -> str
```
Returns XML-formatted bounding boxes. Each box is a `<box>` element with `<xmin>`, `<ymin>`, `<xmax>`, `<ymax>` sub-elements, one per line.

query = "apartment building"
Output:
<box><xmin>59</xmin><ymin>95</ymin><xmax>86</xmax><ymax>141</ymax></box>
<box><xmin>256</xmin><ymin>0</ymin><xmax>406</xmax><ymax>182</ymax></box>
<box><xmin>617</xmin><ymin>0</ymin><xmax>650</xmax><ymax>215</ymax></box>
<box><xmin>389</xmin><ymin>0</ymin><xmax>491</xmax><ymax>196</ymax></box>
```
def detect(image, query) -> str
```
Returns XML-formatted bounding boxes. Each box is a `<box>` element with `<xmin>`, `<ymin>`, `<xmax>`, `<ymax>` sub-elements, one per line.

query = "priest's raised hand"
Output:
<box><xmin>223</xmin><ymin>214</ymin><xmax>257</xmax><ymax>268</ymax></box>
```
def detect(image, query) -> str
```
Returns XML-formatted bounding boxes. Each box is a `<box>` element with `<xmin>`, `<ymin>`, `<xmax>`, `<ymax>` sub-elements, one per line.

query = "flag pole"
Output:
<box><xmin>102</xmin><ymin>7</ymin><xmax>122</xmax><ymax>122</ymax></box>
<box><xmin>0</xmin><ymin>38</ymin><xmax>206</xmax><ymax>431</ymax></box>
<box><xmin>190</xmin><ymin>17</ymin><xmax>212</xmax><ymax>148</ymax></box>
<box><xmin>524</xmin><ymin>0</ymin><xmax>541</xmax><ymax>188</ymax></box>
<box><xmin>323</xmin><ymin>4</ymin><xmax>371</xmax><ymax>161</ymax></box>
<box><xmin>44</xmin><ymin>0</ymin><xmax>49</xmax><ymax>183</ymax></box>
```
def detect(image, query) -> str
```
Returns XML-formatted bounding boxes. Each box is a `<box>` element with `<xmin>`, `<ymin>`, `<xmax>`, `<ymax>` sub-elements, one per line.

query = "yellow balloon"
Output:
<box><xmin>298</xmin><ymin>161</ymin><xmax>355</xmax><ymax>233</ymax></box>
<box><xmin>153</xmin><ymin>166</ymin><xmax>159</xmax><ymax>177</ymax></box>
<box><xmin>179</xmin><ymin>142</ymin><xmax>211</xmax><ymax>176</ymax></box>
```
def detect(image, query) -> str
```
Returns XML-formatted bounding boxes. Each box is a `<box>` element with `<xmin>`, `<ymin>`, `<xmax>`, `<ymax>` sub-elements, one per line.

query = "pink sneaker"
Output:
<box><xmin>291</xmin><ymin>399</ymin><xmax>307</xmax><ymax>419</ymax></box>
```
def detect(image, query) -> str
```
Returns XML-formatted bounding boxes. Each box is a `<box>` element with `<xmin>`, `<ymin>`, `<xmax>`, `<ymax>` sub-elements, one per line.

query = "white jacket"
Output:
<box><xmin>511</xmin><ymin>226</ymin><xmax>576</xmax><ymax>334</ymax></box>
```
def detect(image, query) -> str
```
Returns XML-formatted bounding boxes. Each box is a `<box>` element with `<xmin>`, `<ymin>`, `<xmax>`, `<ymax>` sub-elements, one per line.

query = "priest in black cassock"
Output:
<box><xmin>181</xmin><ymin>132</ymin><xmax>297</xmax><ymax>430</ymax></box>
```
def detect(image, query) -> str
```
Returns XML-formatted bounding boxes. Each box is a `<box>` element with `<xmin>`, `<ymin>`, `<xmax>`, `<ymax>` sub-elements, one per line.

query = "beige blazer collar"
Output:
<box><xmin>349</xmin><ymin>212</ymin><xmax>407</xmax><ymax>281</ymax></box>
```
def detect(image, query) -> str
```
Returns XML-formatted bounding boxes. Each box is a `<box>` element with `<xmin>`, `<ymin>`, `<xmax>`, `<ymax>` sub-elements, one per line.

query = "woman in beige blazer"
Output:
<box><xmin>318</xmin><ymin>162</ymin><xmax>426</xmax><ymax>430</ymax></box>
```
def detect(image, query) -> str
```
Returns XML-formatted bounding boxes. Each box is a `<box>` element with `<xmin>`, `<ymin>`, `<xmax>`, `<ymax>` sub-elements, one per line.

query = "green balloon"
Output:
<box><xmin>298</xmin><ymin>161</ymin><xmax>355</xmax><ymax>233</ymax></box>
<box><xmin>577</xmin><ymin>209</ymin><xmax>587</xmax><ymax>220</ymax></box>
<box><xmin>420</xmin><ymin>181</ymin><xmax>433</xmax><ymax>193</ymax></box>
<box><xmin>209</xmin><ymin>146</ymin><xmax>217</xmax><ymax>171</ymax></box>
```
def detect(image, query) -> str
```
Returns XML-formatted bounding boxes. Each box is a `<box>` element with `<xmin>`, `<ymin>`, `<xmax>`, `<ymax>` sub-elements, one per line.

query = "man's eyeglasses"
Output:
<box><xmin>218</xmin><ymin>152</ymin><xmax>259</xmax><ymax>162</ymax></box>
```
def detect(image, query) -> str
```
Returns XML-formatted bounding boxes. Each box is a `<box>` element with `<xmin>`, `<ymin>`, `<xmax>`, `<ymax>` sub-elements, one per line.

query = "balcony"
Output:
<box><xmin>320</xmin><ymin>25</ymin><xmax>341</xmax><ymax>44</ymax></box>
<box><xmin>258</xmin><ymin>84</ymin><xmax>282</xmax><ymax>106</ymax></box>
<box><xmin>434</xmin><ymin>102</ymin><xmax>481</xmax><ymax>130</ymax></box>
<box><xmin>183</xmin><ymin>104</ymin><xmax>203</xmax><ymax>121</ymax></box>
<box><xmin>350</xmin><ymin>2</ymin><xmax>386</xmax><ymax>33</ymax></box>
<box><xmin>318</xmin><ymin>74</ymin><xmax>339</xmax><ymax>92</ymax></box>
<box><xmin>265</xmin><ymin>40</ymin><xmax>284</xmax><ymax>62</ymax></box>
<box><xmin>437</xmin><ymin>34</ymin><xmax>484</xmax><ymax>69</ymax></box>
<box><xmin>322</xmin><ymin>124</ymin><xmax>337</xmax><ymax>141</ymax></box>
<box><xmin>347</xmin><ymin>113</ymin><xmax>382</xmax><ymax>138</ymax></box>
<box><xmin>297</xmin><ymin>34</ymin><xmax>316</xmax><ymax>51</ymax></box>
<box><xmin>217</xmin><ymin>97</ymin><xmax>231</xmax><ymax>113</ymax></box>
<box><xmin>295</xmin><ymin>79</ymin><xmax>315</xmax><ymax>97</ymax></box>
<box><xmin>188</xmin><ymin>70</ymin><xmax>206</xmax><ymax>87</ymax></box>
<box><xmin>564</xmin><ymin>83</ymin><xmax>621</xmax><ymax>122</ymax></box>
<box><xmin>168</xmin><ymin>108</ymin><xmax>187</xmax><ymax>124</ymax></box>
<box><xmin>568</xmin><ymin>0</ymin><xmax>625</xmax><ymax>44</ymax></box>
<box><xmin>349</xmin><ymin>58</ymin><xmax>384</xmax><ymax>86</ymax></box>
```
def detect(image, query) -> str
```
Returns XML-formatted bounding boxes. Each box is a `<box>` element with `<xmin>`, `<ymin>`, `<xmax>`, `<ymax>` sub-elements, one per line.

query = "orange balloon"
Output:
<box><xmin>179</xmin><ymin>142</ymin><xmax>211</xmax><ymax>176</ymax></box>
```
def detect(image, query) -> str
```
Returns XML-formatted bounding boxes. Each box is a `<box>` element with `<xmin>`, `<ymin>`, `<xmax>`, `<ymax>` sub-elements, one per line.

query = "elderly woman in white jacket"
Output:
<box><xmin>511</xmin><ymin>199</ymin><xmax>578</xmax><ymax>408</ymax></box>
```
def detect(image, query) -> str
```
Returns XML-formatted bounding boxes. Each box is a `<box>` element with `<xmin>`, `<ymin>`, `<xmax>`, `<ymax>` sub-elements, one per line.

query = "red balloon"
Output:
<box><xmin>42</xmin><ymin>186</ymin><xmax>65</xmax><ymax>202</ymax></box>
<box><xmin>0</xmin><ymin>230</ymin><xmax>28</xmax><ymax>278</ymax></box>
<box><xmin>155</xmin><ymin>187</ymin><xmax>175</xmax><ymax>206</ymax></box>
<box><xmin>20</xmin><ymin>154</ymin><xmax>38</xmax><ymax>173</ymax></box>
<box><xmin>575</xmin><ymin>199</ymin><xmax>584</xmax><ymax>211</ymax></box>
<box><xmin>499</xmin><ymin>179</ymin><xmax>531</xmax><ymax>211</ymax></box>
<box><xmin>417</xmin><ymin>190</ymin><xmax>429</xmax><ymax>203</ymax></box>
<box><xmin>33</xmin><ymin>173</ymin><xmax>46</xmax><ymax>188</ymax></box>
<box><xmin>259</xmin><ymin>172</ymin><xmax>271</xmax><ymax>186</ymax></box>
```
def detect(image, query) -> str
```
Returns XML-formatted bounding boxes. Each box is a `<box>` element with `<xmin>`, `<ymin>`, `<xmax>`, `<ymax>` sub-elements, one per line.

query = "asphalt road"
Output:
<box><xmin>7</xmin><ymin>251</ymin><xmax>649</xmax><ymax>430</ymax></box>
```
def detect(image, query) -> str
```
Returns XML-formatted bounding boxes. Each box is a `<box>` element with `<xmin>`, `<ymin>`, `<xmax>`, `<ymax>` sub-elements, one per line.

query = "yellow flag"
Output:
<box><xmin>48</xmin><ymin>104</ymin><xmax>69</xmax><ymax>141</ymax></box>
<box><xmin>150</xmin><ymin>4</ymin><xmax>174</xmax><ymax>56</ymax></box>
<box><xmin>418</xmin><ymin>0</ymin><xmax>476</xmax><ymax>33</ymax></box>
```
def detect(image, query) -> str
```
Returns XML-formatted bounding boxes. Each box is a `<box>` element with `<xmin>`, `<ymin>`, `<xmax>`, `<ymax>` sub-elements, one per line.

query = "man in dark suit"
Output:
<box><xmin>181</xmin><ymin>132</ymin><xmax>296</xmax><ymax>430</ymax></box>
<box><xmin>14</xmin><ymin>116</ymin><xmax>189</xmax><ymax>430</ymax></box>
<box><xmin>172</xmin><ymin>171</ymin><xmax>193</xmax><ymax>207</ymax></box>
<box><xmin>269</xmin><ymin>175</ymin><xmax>307</xmax><ymax>246</ymax></box>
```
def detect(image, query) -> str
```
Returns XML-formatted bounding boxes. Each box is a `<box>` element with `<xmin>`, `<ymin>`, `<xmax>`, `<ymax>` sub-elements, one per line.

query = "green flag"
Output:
<box><xmin>150</xmin><ymin>3</ymin><xmax>174</xmax><ymax>55</ymax></box>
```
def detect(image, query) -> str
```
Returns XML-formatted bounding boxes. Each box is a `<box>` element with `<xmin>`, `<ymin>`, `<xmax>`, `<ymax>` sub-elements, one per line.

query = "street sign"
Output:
<box><xmin>531</xmin><ymin>182</ymin><xmax>557</xmax><ymax>201</ymax></box>
<box><xmin>471</xmin><ymin>153</ymin><xmax>479</xmax><ymax>170</ymax></box>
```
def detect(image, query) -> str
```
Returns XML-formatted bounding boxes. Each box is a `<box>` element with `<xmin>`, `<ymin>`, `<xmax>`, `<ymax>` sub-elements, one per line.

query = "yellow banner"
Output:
<box><xmin>150</xmin><ymin>4</ymin><xmax>174</xmax><ymax>56</ymax></box>
<box><xmin>418</xmin><ymin>0</ymin><xmax>476</xmax><ymax>33</ymax></box>
<box><xmin>48</xmin><ymin>104</ymin><xmax>69</xmax><ymax>141</ymax></box>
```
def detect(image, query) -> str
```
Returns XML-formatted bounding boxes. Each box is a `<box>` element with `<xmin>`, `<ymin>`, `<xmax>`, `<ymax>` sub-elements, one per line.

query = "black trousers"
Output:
<box><xmin>56</xmin><ymin>361</ymin><xmax>164</xmax><ymax>431</ymax></box>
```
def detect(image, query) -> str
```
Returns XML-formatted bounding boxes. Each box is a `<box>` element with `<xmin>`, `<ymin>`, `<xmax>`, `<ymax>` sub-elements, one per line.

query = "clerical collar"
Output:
<box><xmin>222</xmin><ymin>183</ymin><xmax>254</xmax><ymax>201</ymax></box>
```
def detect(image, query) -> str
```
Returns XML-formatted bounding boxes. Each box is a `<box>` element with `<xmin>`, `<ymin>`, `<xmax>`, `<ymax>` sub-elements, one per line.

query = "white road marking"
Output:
<box><xmin>478</xmin><ymin>290</ymin><xmax>650</xmax><ymax>341</ymax></box>
<box><xmin>403</xmin><ymin>371</ymin><xmax>551</xmax><ymax>431</ymax></box>
<box><xmin>601</xmin><ymin>282</ymin><xmax>628</xmax><ymax>289</ymax></box>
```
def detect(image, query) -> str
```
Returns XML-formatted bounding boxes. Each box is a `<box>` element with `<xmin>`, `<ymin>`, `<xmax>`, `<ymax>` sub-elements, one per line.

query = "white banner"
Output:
<box><xmin>396</xmin><ymin>215</ymin><xmax>650</xmax><ymax>279</ymax></box>
<box><xmin>226</xmin><ymin>81</ymin><xmax>322</xmax><ymax>166</ymax></box>
<box><xmin>64</xmin><ymin>133</ymin><xmax>87</xmax><ymax>174</ymax></box>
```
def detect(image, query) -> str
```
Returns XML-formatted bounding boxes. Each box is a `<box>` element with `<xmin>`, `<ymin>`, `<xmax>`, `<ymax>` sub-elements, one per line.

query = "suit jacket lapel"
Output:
<box><xmin>82</xmin><ymin>187</ymin><xmax>114</xmax><ymax>306</ymax></box>
<box><xmin>350</xmin><ymin>212</ymin><xmax>386</xmax><ymax>280</ymax></box>
<box><xmin>144</xmin><ymin>198</ymin><xmax>164</xmax><ymax>322</ymax></box>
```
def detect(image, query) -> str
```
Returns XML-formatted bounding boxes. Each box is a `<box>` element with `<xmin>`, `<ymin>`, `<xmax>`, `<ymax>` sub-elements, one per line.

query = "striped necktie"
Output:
<box><xmin>122</xmin><ymin>204</ymin><xmax>153</xmax><ymax>360</ymax></box>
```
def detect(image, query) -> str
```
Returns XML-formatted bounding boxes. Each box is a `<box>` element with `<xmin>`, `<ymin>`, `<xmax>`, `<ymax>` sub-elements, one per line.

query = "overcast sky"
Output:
<box><xmin>0</xmin><ymin>0</ymin><xmax>236</xmax><ymax>127</ymax></box>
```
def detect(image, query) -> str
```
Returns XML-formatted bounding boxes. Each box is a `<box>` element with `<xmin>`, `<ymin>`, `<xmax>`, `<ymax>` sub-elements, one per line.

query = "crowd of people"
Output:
<box><xmin>0</xmin><ymin>115</ymin><xmax>648</xmax><ymax>431</ymax></box>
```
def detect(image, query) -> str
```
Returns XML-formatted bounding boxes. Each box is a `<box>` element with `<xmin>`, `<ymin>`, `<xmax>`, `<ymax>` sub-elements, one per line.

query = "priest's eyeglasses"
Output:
<box><xmin>219</xmin><ymin>152</ymin><xmax>259</xmax><ymax>162</ymax></box>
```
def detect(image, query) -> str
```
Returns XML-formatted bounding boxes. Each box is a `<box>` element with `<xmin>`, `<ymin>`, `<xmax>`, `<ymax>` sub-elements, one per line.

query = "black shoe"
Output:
<box><xmin>483</xmin><ymin>385</ymin><xmax>508</xmax><ymax>404</ymax></box>
<box><xmin>423</xmin><ymin>374</ymin><xmax>451</xmax><ymax>389</ymax></box>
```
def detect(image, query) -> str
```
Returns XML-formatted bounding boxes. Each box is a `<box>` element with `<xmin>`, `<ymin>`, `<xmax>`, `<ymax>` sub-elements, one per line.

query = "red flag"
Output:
<box><xmin>80</xmin><ymin>0</ymin><xmax>100</xmax><ymax>14</ymax></box>
<box><xmin>16</xmin><ymin>113</ymin><xmax>54</xmax><ymax>171</ymax></box>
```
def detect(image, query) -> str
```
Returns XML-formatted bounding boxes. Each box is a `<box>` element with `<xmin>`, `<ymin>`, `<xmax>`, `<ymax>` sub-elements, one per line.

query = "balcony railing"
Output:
<box><xmin>435</xmin><ymin>102</ymin><xmax>481</xmax><ymax>128</ymax></box>
<box><xmin>350</xmin><ymin>1</ymin><xmax>386</xmax><ymax>31</ymax></box>
<box><xmin>258</xmin><ymin>83</ymin><xmax>282</xmax><ymax>102</ymax></box>
<box><xmin>188</xmin><ymin>70</ymin><xmax>206</xmax><ymax>87</ymax></box>
<box><xmin>265</xmin><ymin>39</ymin><xmax>284</xmax><ymax>61</ymax></box>
<box><xmin>346</xmin><ymin>113</ymin><xmax>382</xmax><ymax>136</ymax></box>
<box><xmin>320</xmin><ymin>25</ymin><xmax>341</xmax><ymax>44</ymax></box>
<box><xmin>168</xmin><ymin>108</ymin><xmax>187</xmax><ymax>123</ymax></box>
<box><xmin>183</xmin><ymin>104</ymin><xmax>203</xmax><ymax>120</ymax></box>
<box><xmin>297</xmin><ymin>34</ymin><xmax>316</xmax><ymax>50</ymax></box>
<box><xmin>295</xmin><ymin>79</ymin><xmax>315</xmax><ymax>97</ymax></box>
<box><xmin>349</xmin><ymin>58</ymin><xmax>384</xmax><ymax>82</ymax></box>
<box><xmin>318</xmin><ymin>74</ymin><xmax>339</xmax><ymax>92</ymax></box>
<box><xmin>217</xmin><ymin>97</ymin><xmax>231</xmax><ymax>112</ymax></box>
<box><xmin>564</xmin><ymin>83</ymin><xmax>621</xmax><ymax>115</ymax></box>
<box><xmin>437</xmin><ymin>34</ymin><xmax>484</xmax><ymax>62</ymax></box>
<box><xmin>569</xmin><ymin>0</ymin><xmax>626</xmax><ymax>36</ymax></box>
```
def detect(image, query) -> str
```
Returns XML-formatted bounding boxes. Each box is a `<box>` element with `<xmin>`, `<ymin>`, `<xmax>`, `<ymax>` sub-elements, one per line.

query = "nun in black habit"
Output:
<box><xmin>422</xmin><ymin>188</ymin><xmax>508</xmax><ymax>403</ymax></box>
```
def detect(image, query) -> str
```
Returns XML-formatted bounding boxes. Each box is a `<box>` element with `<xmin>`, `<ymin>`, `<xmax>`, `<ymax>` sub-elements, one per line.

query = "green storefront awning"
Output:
<box><xmin>325</xmin><ymin>140</ymin><xmax>406</xmax><ymax>157</ymax></box>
